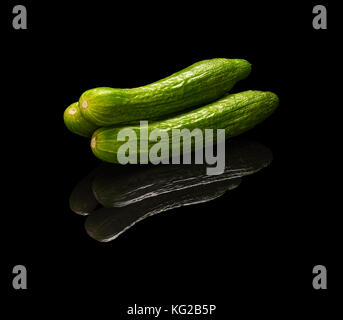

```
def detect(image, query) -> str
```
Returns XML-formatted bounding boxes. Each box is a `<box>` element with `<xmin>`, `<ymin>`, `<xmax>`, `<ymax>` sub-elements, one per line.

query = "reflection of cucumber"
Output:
<box><xmin>91</xmin><ymin>91</ymin><xmax>279</xmax><ymax>163</ymax></box>
<box><xmin>79</xmin><ymin>58</ymin><xmax>251</xmax><ymax>126</ymax></box>
<box><xmin>86</xmin><ymin>178</ymin><xmax>242</xmax><ymax>242</ymax></box>
<box><xmin>74</xmin><ymin>139</ymin><xmax>273</xmax><ymax>241</ymax></box>
<box><xmin>69</xmin><ymin>167</ymin><xmax>100</xmax><ymax>215</ymax></box>
<box><xmin>91</xmin><ymin>139</ymin><xmax>273</xmax><ymax>208</ymax></box>
<box><xmin>63</xmin><ymin>102</ymin><xmax>98</xmax><ymax>138</ymax></box>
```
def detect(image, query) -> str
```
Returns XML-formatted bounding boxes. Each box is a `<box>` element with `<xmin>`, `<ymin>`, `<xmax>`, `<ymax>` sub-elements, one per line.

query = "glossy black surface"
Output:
<box><xmin>69</xmin><ymin>139</ymin><xmax>273</xmax><ymax>241</ymax></box>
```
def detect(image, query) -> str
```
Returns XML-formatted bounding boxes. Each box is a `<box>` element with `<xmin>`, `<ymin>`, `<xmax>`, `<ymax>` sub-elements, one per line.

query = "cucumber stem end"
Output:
<box><xmin>81</xmin><ymin>100</ymin><xmax>88</xmax><ymax>109</ymax></box>
<box><xmin>68</xmin><ymin>107</ymin><xmax>77</xmax><ymax>115</ymax></box>
<box><xmin>91</xmin><ymin>136</ymin><xmax>97</xmax><ymax>150</ymax></box>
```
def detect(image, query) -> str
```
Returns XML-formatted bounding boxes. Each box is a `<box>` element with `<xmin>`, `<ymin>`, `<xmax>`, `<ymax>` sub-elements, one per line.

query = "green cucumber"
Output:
<box><xmin>79</xmin><ymin>58</ymin><xmax>251</xmax><ymax>126</ymax></box>
<box><xmin>90</xmin><ymin>90</ymin><xmax>279</xmax><ymax>163</ymax></box>
<box><xmin>63</xmin><ymin>102</ymin><xmax>99</xmax><ymax>138</ymax></box>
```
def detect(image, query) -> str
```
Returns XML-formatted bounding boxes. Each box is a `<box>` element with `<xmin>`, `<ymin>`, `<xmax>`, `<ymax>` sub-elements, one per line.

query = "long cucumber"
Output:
<box><xmin>90</xmin><ymin>90</ymin><xmax>279</xmax><ymax>163</ymax></box>
<box><xmin>79</xmin><ymin>58</ymin><xmax>251</xmax><ymax>126</ymax></box>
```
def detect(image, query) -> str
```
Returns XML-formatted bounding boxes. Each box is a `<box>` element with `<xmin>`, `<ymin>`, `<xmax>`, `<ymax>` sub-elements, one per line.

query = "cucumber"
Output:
<box><xmin>79</xmin><ymin>58</ymin><xmax>251</xmax><ymax>126</ymax></box>
<box><xmin>90</xmin><ymin>90</ymin><xmax>279</xmax><ymax>163</ymax></box>
<box><xmin>63</xmin><ymin>102</ymin><xmax>99</xmax><ymax>137</ymax></box>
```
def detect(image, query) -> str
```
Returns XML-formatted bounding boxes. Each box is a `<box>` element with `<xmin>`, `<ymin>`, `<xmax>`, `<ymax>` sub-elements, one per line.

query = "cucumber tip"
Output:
<box><xmin>81</xmin><ymin>100</ymin><xmax>88</xmax><ymax>109</ymax></box>
<box><xmin>91</xmin><ymin>135</ymin><xmax>97</xmax><ymax>150</ymax></box>
<box><xmin>68</xmin><ymin>107</ymin><xmax>77</xmax><ymax>115</ymax></box>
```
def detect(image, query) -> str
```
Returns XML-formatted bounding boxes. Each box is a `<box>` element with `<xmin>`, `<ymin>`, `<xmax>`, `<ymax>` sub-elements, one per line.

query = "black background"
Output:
<box><xmin>3</xmin><ymin>0</ymin><xmax>339</xmax><ymax>316</ymax></box>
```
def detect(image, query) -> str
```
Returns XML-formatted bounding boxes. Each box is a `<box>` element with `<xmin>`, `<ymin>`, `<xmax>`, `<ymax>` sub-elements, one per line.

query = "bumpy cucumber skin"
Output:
<box><xmin>90</xmin><ymin>90</ymin><xmax>279</xmax><ymax>163</ymax></box>
<box><xmin>64</xmin><ymin>102</ymin><xmax>99</xmax><ymax>138</ymax></box>
<box><xmin>79</xmin><ymin>58</ymin><xmax>251</xmax><ymax>126</ymax></box>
